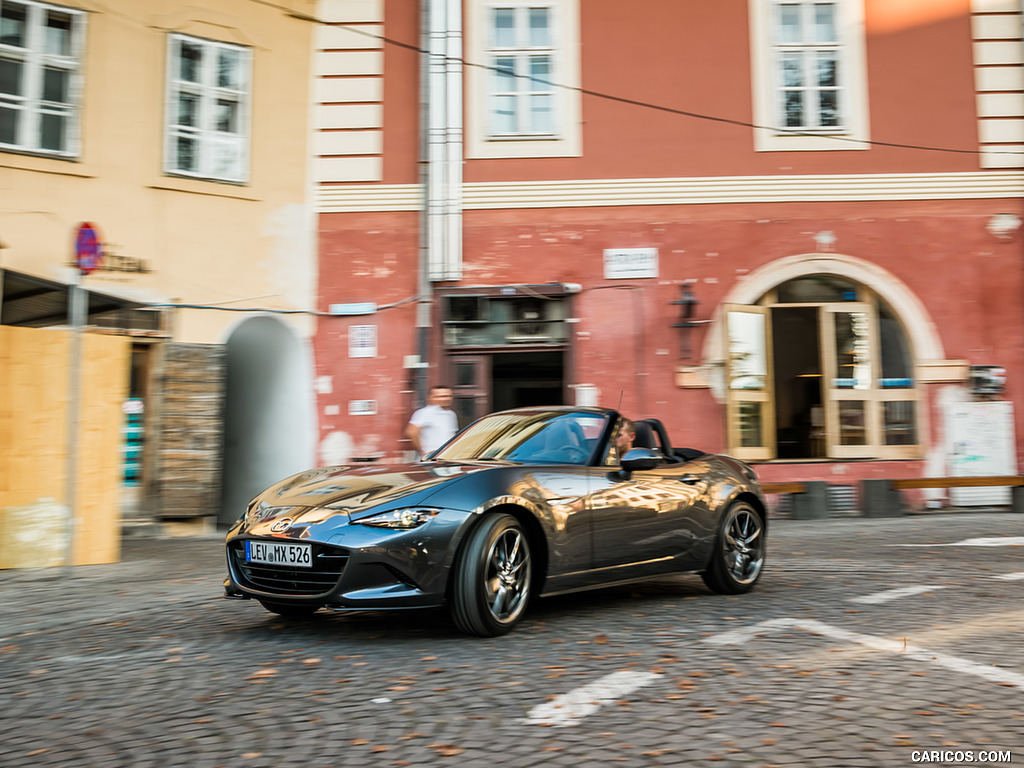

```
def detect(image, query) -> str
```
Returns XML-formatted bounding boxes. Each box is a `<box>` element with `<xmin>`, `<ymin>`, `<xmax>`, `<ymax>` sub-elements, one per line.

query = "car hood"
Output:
<box><xmin>250</xmin><ymin>461</ymin><xmax>485</xmax><ymax>521</ymax></box>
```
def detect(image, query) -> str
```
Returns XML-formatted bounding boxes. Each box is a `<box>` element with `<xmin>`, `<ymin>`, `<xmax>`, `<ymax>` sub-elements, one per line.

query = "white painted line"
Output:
<box><xmin>891</xmin><ymin>537</ymin><xmax>1024</xmax><ymax>548</ymax></box>
<box><xmin>524</xmin><ymin>669</ymin><xmax>663</xmax><ymax>727</ymax></box>
<box><xmin>993</xmin><ymin>572</ymin><xmax>1024</xmax><ymax>581</ymax></box>
<box><xmin>705</xmin><ymin>618</ymin><xmax>1024</xmax><ymax>690</ymax></box>
<box><xmin>849</xmin><ymin>585</ymin><xmax>950</xmax><ymax>604</ymax></box>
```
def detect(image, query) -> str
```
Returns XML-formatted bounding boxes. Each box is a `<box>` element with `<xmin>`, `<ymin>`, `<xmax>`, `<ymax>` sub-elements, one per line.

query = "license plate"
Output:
<box><xmin>245</xmin><ymin>540</ymin><xmax>312</xmax><ymax>568</ymax></box>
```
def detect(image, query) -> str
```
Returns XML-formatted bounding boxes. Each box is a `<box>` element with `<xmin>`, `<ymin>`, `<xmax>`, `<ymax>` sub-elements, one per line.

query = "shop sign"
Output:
<box><xmin>349</xmin><ymin>325</ymin><xmax>377</xmax><ymax>358</ymax></box>
<box><xmin>603</xmin><ymin>248</ymin><xmax>658</xmax><ymax>279</ymax></box>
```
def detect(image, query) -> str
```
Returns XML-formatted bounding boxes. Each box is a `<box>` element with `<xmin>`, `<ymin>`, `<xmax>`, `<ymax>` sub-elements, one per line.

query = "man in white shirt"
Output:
<box><xmin>405</xmin><ymin>385</ymin><xmax>459</xmax><ymax>458</ymax></box>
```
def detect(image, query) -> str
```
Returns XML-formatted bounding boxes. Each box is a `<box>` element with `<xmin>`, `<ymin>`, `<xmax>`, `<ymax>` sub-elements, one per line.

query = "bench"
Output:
<box><xmin>759</xmin><ymin>481</ymin><xmax>825</xmax><ymax>520</ymax></box>
<box><xmin>862</xmin><ymin>475</ymin><xmax>1024</xmax><ymax>517</ymax></box>
<box><xmin>760</xmin><ymin>477</ymin><xmax>1024</xmax><ymax>518</ymax></box>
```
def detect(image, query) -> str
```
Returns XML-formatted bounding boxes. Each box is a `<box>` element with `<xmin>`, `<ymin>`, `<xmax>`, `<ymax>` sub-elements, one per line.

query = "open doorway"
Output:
<box><xmin>493</xmin><ymin>351</ymin><xmax>564</xmax><ymax>410</ymax></box>
<box><xmin>771</xmin><ymin>307</ymin><xmax>825</xmax><ymax>459</ymax></box>
<box><xmin>449</xmin><ymin>350</ymin><xmax>565</xmax><ymax>427</ymax></box>
<box><xmin>220</xmin><ymin>317</ymin><xmax>315</xmax><ymax>525</ymax></box>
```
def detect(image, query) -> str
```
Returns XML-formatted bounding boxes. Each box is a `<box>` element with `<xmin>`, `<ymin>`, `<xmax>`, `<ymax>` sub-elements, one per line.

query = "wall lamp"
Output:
<box><xmin>671</xmin><ymin>283</ymin><xmax>700</xmax><ymax>359</ymax></box>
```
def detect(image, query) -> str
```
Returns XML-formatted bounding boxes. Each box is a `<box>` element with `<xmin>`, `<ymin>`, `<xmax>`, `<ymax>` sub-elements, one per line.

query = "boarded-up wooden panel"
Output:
<box><xmin>0</xmin><ymin>326</ymin><xmax>129</xmax><ymax>568</ymax></box>
<box><xmin>149</xmin><ymin>343</ymin><xmax>225</xmax><ymax>518</ymax></box>
<box><xmin>0</xmin><ymin>327</ymin><xmax>70</xmax><ymax>568</ymax></box>
<box><xmin>75</xmin><ymin>333</ymin><xmax>130</xmax><ymax>564</ymax></box>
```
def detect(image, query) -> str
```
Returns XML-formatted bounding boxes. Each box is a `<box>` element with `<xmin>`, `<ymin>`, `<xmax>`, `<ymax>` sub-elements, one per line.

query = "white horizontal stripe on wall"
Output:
<box><xmin>315</xmin><ymin>171</ymin><xmax>1024</xmax><ymax>213</ymax></box>
<box><xmin>979</xmin><ymin>118</ymin><xmax>1024</xmax><ymax>143</ymax></box>
<box><xmin>978</xmin><ymin>92</ymin><xmax>1024</xmax><ymax>117</ymax></box>
<box><xmin>315</xmin><ymin>24</ymin><xmax>384</xmax><ymax>50</ymax></box>
<box><xmin>314</xmin><ymin>130</ymin><xmax>382</xmax><ymax>156</ymax></box>
<box><xmin>972</xmin><ymin>0</ymin><xmax>1024</xmax><ymax>168</ymax></box>
<box><xmin>313</xmin><ymin>157</ymin><xmax>383</xmax><ymax>183</ymax></box>
<box><xmin>976</xmin><ymin>65</ymin><xmax>1024</xmax><ymax>92</ymax></box>
<box><xmin>313</xmin><ymin>0</ymin><xmax>384</xmax><ymax>183</ymax></box>
<box><xmin>982</xmin><ymin>146</ymin><xmax>1024</xmax><ymax>167</ymax></box>
<box><xmin>314</xmin><ymin>50</ymin><xmax>384</xmax><ymax>77</ymax></box>
<box><xmin>974</xmin><ymin>40</ymin><xmax>1024</xmax><ymax>65</ymax></box>
<box><xmin>315</xmin><ymin>104</ymin><xmax>383</xmax><ymax>130</ymax></box>
<box><xmin>974</xmin><ymin>0</ymin><xmax>1020</xmax><ymax>12</ymax></box>
<box><xmin>318</xmin><ymin>0</ymin><xmax>383</xmax><ymax>23</ymax></box>
<box><xmin>972</xmin><ymin>12</ymin><xmax>1024</xmax><ymax>40</ymax></box>
<box><xmin>315</xmin><ymin>77</ymin><xmax>383</xmax><ymax>103</ymax></box>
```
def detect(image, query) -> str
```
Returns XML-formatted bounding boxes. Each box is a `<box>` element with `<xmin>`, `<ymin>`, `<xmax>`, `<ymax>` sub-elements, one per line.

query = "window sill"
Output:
<box><xmin>148</xmin><ymin>176</ymin><xmax>261</xmax><ymax>201</ymax></box>
<box><xmin>1</xmin><ymin>151</ymin><xmax>95</xmax><ymax>178</ymax></box>
<box><xmin>753</xmin><ymin>126</ymin><xmax>870</xmax><ymax>152</ymax></box>
<box><xmin>486</xmin><ymin>133</ymin><xmax>562</xmax><ymax>142</ymax></box>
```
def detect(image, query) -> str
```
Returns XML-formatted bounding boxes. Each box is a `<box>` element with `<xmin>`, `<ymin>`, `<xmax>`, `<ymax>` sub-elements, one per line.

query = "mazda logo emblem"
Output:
<box><xmin>270</xmin><ymin>517</ymin><xmax>294</xmax><ymax>533</ymax></box>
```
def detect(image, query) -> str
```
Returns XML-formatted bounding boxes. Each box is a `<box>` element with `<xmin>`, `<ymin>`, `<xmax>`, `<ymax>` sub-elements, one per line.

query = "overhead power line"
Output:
<box><xmin>336</xmin><ymin>22</ymin><xmax>1024</xmax><ymax>158</ymax></box>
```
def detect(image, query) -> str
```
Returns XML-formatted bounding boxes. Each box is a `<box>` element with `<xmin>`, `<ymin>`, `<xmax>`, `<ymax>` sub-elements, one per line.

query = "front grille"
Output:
<box><xmin>230</xmin><ymin>540</ymin><xmax>349</xmax><ymax>596</ymax></box>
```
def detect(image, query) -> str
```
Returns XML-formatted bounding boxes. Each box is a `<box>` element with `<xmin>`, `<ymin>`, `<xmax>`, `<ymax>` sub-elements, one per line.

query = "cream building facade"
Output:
<box><xmin>0</xmin><ymin>0</ymin><xmax>320</xmax><ymax>533</ymax></box>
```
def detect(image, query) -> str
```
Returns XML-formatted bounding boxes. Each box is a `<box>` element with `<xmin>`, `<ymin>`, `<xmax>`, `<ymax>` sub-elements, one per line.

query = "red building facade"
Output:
<box><xmin>311</xmin><ymin>0</ymin><xmax>1024</xmax><ymax>505</ymax></box>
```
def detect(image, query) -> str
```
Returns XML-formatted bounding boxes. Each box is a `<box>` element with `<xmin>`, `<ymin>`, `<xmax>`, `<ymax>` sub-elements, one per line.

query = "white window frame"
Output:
<box><xmin>466</xmin><ymin>0</ymin><xmax>581</xmax><ymax>159</ymax></box>
<box><xmin>164</xmin><ymin>33</ymin><xmax>251</xmax><ymax>184</ymax></box>
<box><xmin>0</xmin><ymin>0</ymin><xmax>85</xmax><ymax>158</ymax></box>
<box><xmin>749</xmin><ymin>0</ymin><xmax>870</xmax><ymax>152</ymax></box>
<box><xmin>724</xmin><ymin>291</ymin><xmax>922</xmax><ymax>461</ymax></box>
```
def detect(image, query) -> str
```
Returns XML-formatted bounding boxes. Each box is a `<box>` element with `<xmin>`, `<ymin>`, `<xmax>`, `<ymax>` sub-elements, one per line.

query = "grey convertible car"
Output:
<box><xmin>224</xmin><ymin>407</ymin><xmax>767</xmax><ymax>636</ymax></box>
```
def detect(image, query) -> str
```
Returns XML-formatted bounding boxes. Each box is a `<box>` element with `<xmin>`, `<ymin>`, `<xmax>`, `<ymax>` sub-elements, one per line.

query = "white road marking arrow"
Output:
<box><xmin>524</xmin><ymin>669</ymin><xmax>663</xmax><ymax>727</ymax></box>
<box><xmin>705</xmin><ymin>618</ymin><xmax>1024</xmax><ymax>690</ymax></box>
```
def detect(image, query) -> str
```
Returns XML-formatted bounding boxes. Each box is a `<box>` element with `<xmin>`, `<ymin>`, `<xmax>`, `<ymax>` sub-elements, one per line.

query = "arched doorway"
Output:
<box><xmin>219</xmin><ymin>316</ymin><xmax>315</xmax><ymax>525</ymax></box>
<box><xmin>708</xmin><ymin>254</ymin><xmax>939</xmax><ymax>462</ymax></box>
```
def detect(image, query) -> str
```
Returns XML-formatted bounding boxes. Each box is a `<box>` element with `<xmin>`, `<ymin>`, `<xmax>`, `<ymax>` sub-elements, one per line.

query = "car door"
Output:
<box><xmin>587</xmin><ymin>459</ymin><xmax>709</xmax><ymax>576</ymax></box>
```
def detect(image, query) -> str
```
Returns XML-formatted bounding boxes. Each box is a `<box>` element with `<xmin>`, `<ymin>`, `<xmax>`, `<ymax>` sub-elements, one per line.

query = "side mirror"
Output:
<box><xmin>621</xmin><ymin>448</ymin><xmax>661</xmax><ymax>472</ymax></box>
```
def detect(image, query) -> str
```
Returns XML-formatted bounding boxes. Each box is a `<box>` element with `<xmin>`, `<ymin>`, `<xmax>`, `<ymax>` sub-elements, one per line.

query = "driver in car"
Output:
<box><xmin>614</xmin><ymin>418</ymin><xmax>636</xmax><ymax>461</ymax></box>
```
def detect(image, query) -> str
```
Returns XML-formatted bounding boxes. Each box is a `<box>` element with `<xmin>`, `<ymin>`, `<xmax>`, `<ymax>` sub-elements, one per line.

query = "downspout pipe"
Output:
<box><xmin>416</xmin><ymin>0</ymin><xmax>434</xmax><ymax>407</ymax></box>
<box><xmin>444</xmin><ymin>0</ymin><xmax>463</xmax><ymax>281</ymax></box>
<box><xmin>418</xmin><ymin>0</ymin><xmax>463</xmax><ymax>406</ymax></box>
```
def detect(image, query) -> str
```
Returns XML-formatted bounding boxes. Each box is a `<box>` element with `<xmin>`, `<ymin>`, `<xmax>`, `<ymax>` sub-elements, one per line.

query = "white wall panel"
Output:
<box><xmin>314</xmin><ymin>130</ymin><xmax>383</xmax><ymax>155</ymax></box>
<box><xmin>971</xmin><ymin>13</ymin><xmax>1024</xmax><ymax>40</ymax></box>
<box><xmin>981</xmin><ymin>146</ymin><xmax>1024</xmax><ymax>167</ymax></box>
<box><xmin>317</xmin><ymin>0</ymin><xmax>383</xmax><ymax>23</ymax></box>
<box><xmin>315</xmin><ymin>76</ymin><xmax>383</xmax><ymax>103</ymax></box>
<box><xmin>973</xmin><ymin>0</ymin><xmax>1020</xmax><ymax>12</ymax></box>
<box><xmin>979</xmin><ymin>118</ymin><xmax>1024</xmax><ymax>143</ymax></box>
<box><xmin>315</xmin><ymin>50</ymin><xmax>383</xmax><ymax>77</ymax></box>
<box><xmin>315</xmin><ymin>104</ymin><xmax>383</xmax><ymax>129</ymax></box>
<box><xmin>315</xmin><ymin>23</ymin><xmax>384</xmax><ymax>50</ymax></box>
<box><xmin>313</xmin><ymin>156</ymin><xmax>384</xmax><ymax>182</ymax></box>
<box><xmin>978</xmin><ymin>91</ymin><xmax>1024</xmax><ymax>117</ymax></box>
<box><xmin>974</xmin><ymin>40</ymin><xmax>1024</xmax><ymax>65</ymax></box>
<box><xmin>976</xmin><ymin>65</ymin><xmax>1024</xmax><ymax>91</ymax></box>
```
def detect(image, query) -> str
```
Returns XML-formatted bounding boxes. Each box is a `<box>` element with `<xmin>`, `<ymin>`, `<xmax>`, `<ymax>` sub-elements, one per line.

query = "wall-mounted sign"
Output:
<box><xmin>603</xmin><ymin>248</ymin><xmax>658</xmax><ymax>279</ymax></box>
<box><xmin>349</xmin><ymin>400</ymin><xmax>378</xmax><ymax>415</ymax></box>
<box><xmin>329</xmin><ymin>302</ymin><xmax>377</xmax><ymax>316</ymax></box>
<box><xmin>349</xmin><ymin>325</ymin><xmax>377</xmax><ymax>358</ymax></box>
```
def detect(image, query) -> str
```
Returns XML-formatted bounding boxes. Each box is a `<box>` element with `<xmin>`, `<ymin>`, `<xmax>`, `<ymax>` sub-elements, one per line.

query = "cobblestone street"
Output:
<box><xmin>1</xmin><ymin>512</ymin><xmax>1021</xmax><ymax>767</ymax></box>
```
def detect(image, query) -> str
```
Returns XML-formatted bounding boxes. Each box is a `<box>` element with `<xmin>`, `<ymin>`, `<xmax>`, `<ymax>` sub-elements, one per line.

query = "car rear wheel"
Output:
<box><xmin>451</xmin><ymin>513</ymin><xmax>532</xmax><ymax>637</ymax></box>
<box><xmin>701</xmin><ymin>501</ymin><xmax>765</xmax><ymax>594</ymax></box>
<box><xmin>258</xmin><ymin>600</ymin><xmax>320</xmax><ymax>619</ymax></box>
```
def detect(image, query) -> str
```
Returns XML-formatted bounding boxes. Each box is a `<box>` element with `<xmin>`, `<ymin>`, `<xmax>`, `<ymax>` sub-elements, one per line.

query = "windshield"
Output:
<box><xmin>431</xmin><ymin>411</ymin><xmax>612</xmax><ymax>465</ymax></box>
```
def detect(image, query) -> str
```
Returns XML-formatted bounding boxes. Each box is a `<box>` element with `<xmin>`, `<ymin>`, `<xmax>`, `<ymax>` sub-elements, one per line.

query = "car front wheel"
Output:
<box><xmin>450</xmin><ymin>513</ymin><xmax>532</xmax><ymax>637</ymax></box>
<box><xmin>701</xmin><ymin>501</ymin><xmax>765</xmax><ymax>594</ymax></box>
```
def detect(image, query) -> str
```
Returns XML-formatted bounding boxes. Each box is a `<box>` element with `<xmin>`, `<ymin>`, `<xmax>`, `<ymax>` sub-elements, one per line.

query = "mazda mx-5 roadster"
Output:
<box><xmin>224</xmin><ymin>407</ymin><xmax>767</xmax><ymax>636</ymax></box>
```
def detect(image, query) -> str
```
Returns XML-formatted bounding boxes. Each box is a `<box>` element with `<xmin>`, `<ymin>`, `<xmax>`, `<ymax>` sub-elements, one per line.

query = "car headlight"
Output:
<box><xmin>357</xmin><ymin>508</ymin><xmax>440</xmax><ymax>530</ymax></box>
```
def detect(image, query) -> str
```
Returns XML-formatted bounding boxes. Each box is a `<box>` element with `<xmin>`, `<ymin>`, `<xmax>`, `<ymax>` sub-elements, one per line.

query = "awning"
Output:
<box><xmin>0</xmin><ymin>269</ymin><xmax>163</xmax><ymax>332</ymax></box>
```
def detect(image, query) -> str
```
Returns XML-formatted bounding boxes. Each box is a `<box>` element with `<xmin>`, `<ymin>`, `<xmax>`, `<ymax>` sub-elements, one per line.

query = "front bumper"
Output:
<box><xmin>223</xmin><ymin>509</ymin><xmax>471</xmax><ymax>610</ymax></box>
